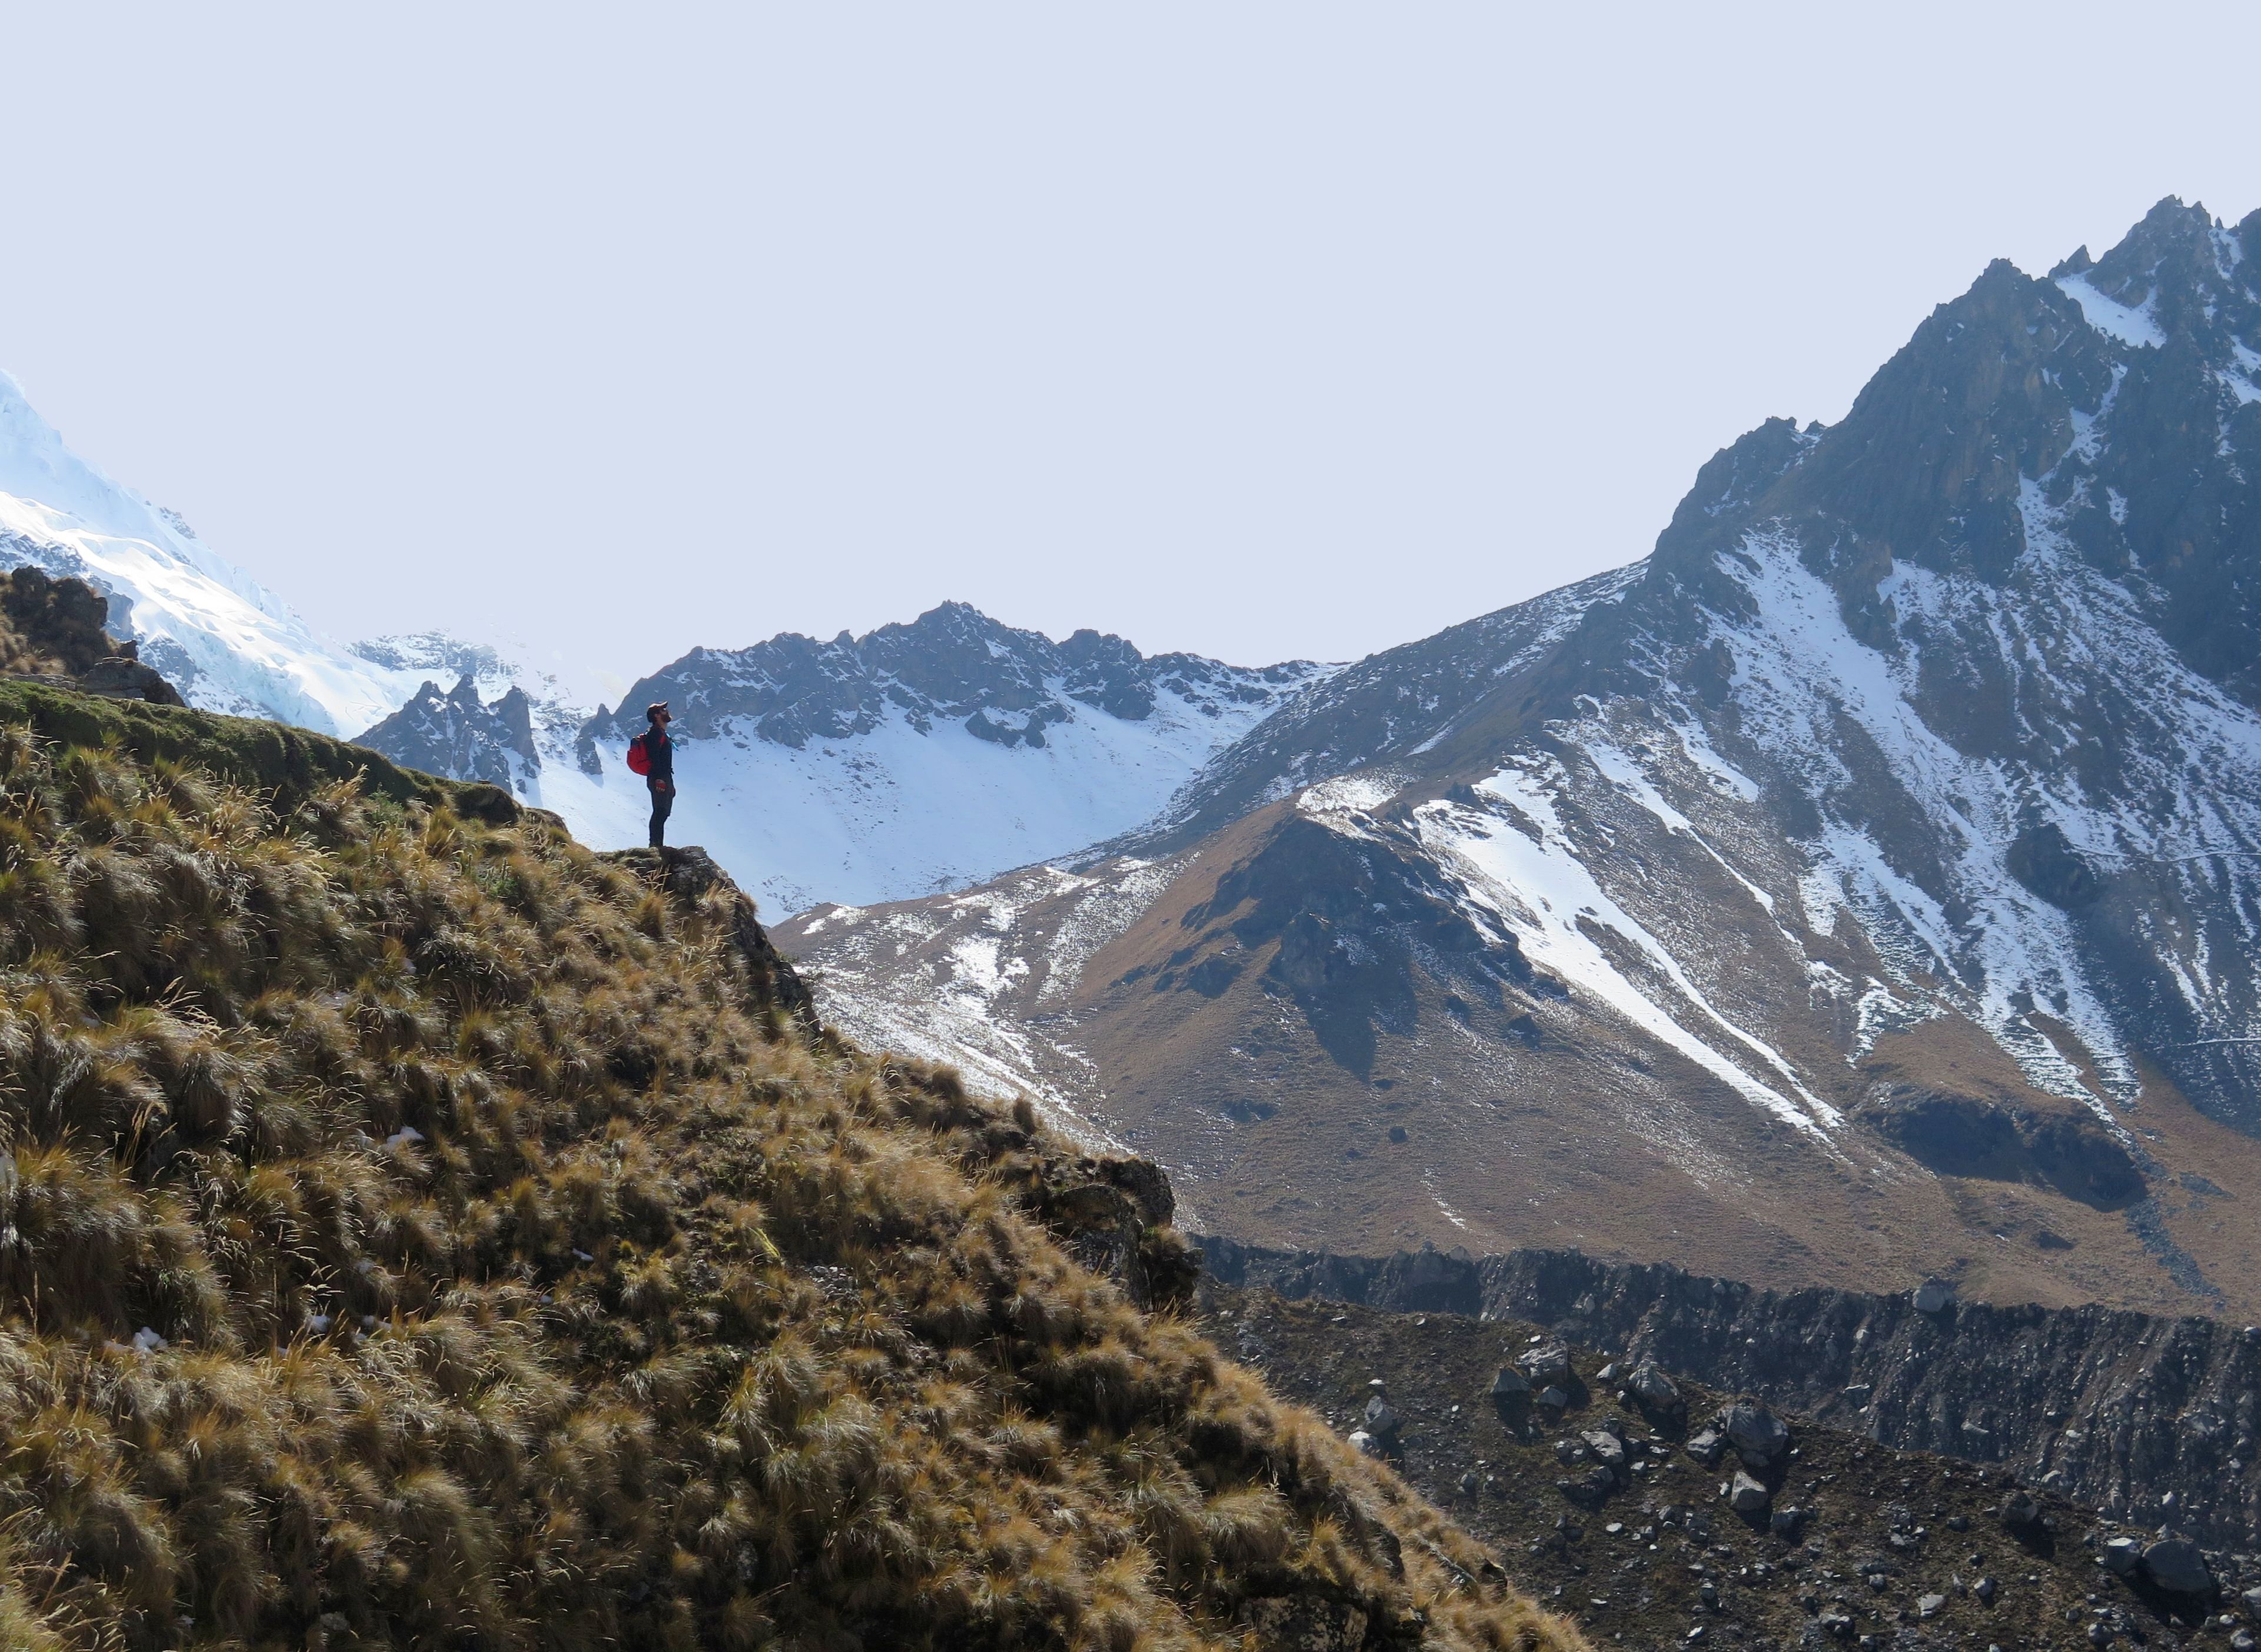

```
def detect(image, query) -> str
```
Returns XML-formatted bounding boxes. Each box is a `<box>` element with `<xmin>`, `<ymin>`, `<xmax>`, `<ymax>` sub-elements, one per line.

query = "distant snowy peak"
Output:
<box><xmin>0</xmin><ymin>371</ymin><xmax>430</xmax><ymax>735</ymax></box>
<box><xmin>351</xmin><ymin>632</ymin><xmax>523</xmax><ymax>701</ymax></box>
<box><xmin>540</xmin><ymin>602</ymin><xmax>1336</xmax><ymax>913</ymax></box>
<box><xmin>0</xmin><ymin>362</ymin><xmax>1332</xmax><ymax>913</ymax></box>
<box><xmin>584</xmin><ymin>600</ymin><xmax>1331</xmax><ymax>752</ymax></box>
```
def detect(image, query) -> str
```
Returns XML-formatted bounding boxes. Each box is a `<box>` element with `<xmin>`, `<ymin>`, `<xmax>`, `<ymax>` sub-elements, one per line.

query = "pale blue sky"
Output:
<box><xmin>2</xmin><ymin>4</ymin><xmax>2257</xmax><ymax>700</ymax></box>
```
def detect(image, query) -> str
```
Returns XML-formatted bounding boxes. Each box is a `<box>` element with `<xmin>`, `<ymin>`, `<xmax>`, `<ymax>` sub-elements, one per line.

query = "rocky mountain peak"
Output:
<box><xmin>2074</xmin><ymin>195</ymin><xmax>2257</xmax><ymax>343</ymax></box>
<box><xmin>583</xmin><ymin>601</ymin><xmax>1326</xmax><ymax>754</ymax></box>
<box><xmin>357</xmin><ymin>672</ymin><xmax>539</xmax><ymax>793</ymax></box>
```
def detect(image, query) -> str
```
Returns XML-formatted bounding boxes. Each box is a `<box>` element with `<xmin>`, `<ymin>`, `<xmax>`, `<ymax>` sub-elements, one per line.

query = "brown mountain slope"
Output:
<box><xmin>0</xmin><ymin>690</ymin><xmax>1581</xmax><ymax>1652</ymax></box>
<box><xmin>779</xmin><ymin>788</ymin><xmax>2261</xmax><ymax>1323</ymax></box>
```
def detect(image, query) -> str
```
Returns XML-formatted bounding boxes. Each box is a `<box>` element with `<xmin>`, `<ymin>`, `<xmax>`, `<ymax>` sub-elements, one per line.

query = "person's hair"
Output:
<box><xmin>647</xmin><ymin>702</ymin><xmax>670</xmax><ymax>724</ymax></box>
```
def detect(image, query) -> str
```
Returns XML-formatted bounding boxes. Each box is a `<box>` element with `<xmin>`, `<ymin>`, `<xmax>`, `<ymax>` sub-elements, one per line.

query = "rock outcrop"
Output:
<box><xmin>0</xmin><ymin>566</ymin><xmax>182</xmax><ymax>704</ymax></box>
<box><xmin>600</xmin><ymin>845</ymin><xmax>817</xmax><ymax>1030</ymax></box>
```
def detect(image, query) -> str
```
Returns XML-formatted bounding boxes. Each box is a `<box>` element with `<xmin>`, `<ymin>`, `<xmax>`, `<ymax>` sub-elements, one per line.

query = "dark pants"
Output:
<box><xmin>647</xmin><ymin>781</ymin><xmax>673</xmax><ymax>848</ymax></box>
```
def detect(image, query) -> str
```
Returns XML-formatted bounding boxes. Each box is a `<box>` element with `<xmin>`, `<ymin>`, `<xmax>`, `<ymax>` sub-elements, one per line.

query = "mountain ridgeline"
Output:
<box><xmin>782</xmin><ymin>197</ymin><xmax>2261</xmax><ymax>1328</ymax></box>
<box><xmin>580</xmin><ymin>600</ymin><xmax>1324</xmax><ymax>755</ymax></box>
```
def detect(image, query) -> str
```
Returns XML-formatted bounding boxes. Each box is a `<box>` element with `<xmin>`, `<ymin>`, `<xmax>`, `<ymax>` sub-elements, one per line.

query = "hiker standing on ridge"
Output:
<box><xmin>636</xmin><ymin>701</ymin><xmax>676</xmax><ymax>848</ymax></box>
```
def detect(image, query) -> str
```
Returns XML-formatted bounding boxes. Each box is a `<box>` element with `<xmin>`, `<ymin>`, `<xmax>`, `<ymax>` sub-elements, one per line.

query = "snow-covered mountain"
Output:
<box><xmin>549</xmin><ymin>606</ymin><xmax>1332</xmax><ymax>913</ymax></box>
<box><xmin>0</xmin><ymin>372</ymin><xmax>443</xmax><ymax>735</ymax></box>
<box><xmin>353</xmin><ymin>602</ymin><xmax>1329</xmax><ymax>915</ymax></box>
<box><xmin>778</xmin><ymin>198</ymin><xmax>2261</xmax><ymax>1321</ymax></box>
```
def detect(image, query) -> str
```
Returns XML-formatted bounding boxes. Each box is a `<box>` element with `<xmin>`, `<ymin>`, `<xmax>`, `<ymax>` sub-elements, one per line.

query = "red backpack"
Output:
<box><xmin>624</xmin><ymin>732</ymin><xmax>651</xmax><ymax>775</ymax></box>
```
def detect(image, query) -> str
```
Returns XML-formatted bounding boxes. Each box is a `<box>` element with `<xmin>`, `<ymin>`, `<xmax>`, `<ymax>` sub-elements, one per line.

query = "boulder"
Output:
<box><xmin>1686</xmin><ymin>1428</ymin><xmax>1726</xmax><ymax>1467</ymax></box>
<box><xmin>1582</xmin><ymin>1430</ymin><xmax>1627</xmax><ymax>1472</ymax></box>
<box><xmin>1918</xmin><ymin>1593</ymin><xmax>1946</xmax><ymax>1619</ymax></box>
<box><xmin>2100</xmin><ymin>1536</ymin><xmax>2142</xmax><ymax>1576</ymax></box>
<box><xmin>1537</xmin><ymin>1385</ymin><xmax>1570</xmax><ymax>1410</ymax></box>
<box><xmin>1997</xmin><ymin>1491</ymin><xmax>2044</xmax><ymax>1534</ymax></box>
<box><xmin>1913</xmin><ymin>1279</ymin><xmax>1956</xmax><ymax>1314</ymax></box>
<box><xmin>2140</xmin><ymin>1537</ymin><xmax>2214</xmax><ymax>1596</ymax></box>
<box><xmin>2243</xmin><ymin>1584</ymin><xmax>2261</xmax><ymax>1622</ymax></box>
<box><xmin>1519</xmin><ymin>1341</ymin><xmax>1572</xmax><ymax>1383</ymax></box>
<box><xmin>1717</xmin><ymin>1400</ymin><xmax>1790</xmax><ymax>1467</ymax></box>
<box><xmin>1488</xmin><ymin>1365</ymin><xmax>1531</xmax><ymax>1402</ymax></box>
<box><xmin>1347</xmin><ymin>1428</ymin><xmax>1382</xmax><ymax>1458</ymax></box>
<box><xmin>1630</xmin><ymin>1360</ymin><xmax>1681</xmax><ymax>1408</ymax></box>
<box><xmin>1770</xmin><ymin>1506</ymin><xmax>1807</xmax><ymax>1540</ymax></box>
<box><xmin>1362</xmin><ymin>1394</ymin><xmax>1402</xmax><ymax>1438</ymax></box>
<box><xmin>1728</xmin><ymin>1470</ymin><xmax>1770</xmax><ymax>1514</ymax></box>
<box><xmin>1573</xmin><ymin>1464</ymin><xmax>1617</xmax><ymax>1503</ymax></box>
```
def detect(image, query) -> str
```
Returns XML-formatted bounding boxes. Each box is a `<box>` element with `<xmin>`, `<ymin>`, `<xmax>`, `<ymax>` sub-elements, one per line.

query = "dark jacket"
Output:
<box><xmin>640</xmin><ymin>727</ymin><xmax>675</xmax><ymax>784</ymax></box>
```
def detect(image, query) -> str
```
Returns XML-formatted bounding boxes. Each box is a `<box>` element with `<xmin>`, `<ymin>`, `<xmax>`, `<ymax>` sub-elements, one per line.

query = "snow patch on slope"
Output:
<box><xmin>1708</xmin><ymin>512</ymin><xmax>2261</xmax><ymax>1113</ymax></box>
<box><xmin>776</xmin><ymin>857</ymin><xmax>1186</xmax><ymax>1154</ymax></box>
<box><xmin>2056</xmin><ymin>274</ymin><xmax>2166</xmax><ymax>349</ymax></box>
<box><xmin>1419</xmin><ymin>764</ymin><xmax>1840</xmax><ymax>1136</ymax></box>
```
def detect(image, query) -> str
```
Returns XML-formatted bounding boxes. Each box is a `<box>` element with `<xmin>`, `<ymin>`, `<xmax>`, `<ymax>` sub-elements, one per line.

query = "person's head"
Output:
<box><xmin>647</xmin><ymin>701</ymin><xmax>671</xmax><ymax>729</ymax></box>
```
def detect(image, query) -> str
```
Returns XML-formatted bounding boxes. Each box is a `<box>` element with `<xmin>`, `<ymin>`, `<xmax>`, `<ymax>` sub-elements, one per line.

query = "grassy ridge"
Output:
<box><xmin>0</xmin><ymin>680</ymin><xmax>506</xmax><ymax>819</ymax></box>
<box><xmin>0</xmin><ymin>699</ymin><xmax>1580</xmax><ymax>1651</ymax></box>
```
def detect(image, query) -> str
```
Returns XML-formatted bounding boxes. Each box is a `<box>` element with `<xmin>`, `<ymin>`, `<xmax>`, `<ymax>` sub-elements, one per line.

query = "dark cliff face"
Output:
<box><xmin>1205</xmin><ymin>1238</ymin><xmax>2261</xmax><ymax>1552</ymax></box>
<box><xmin>584</xmin><ymin>600</ymin><xmax>1323</xmax><ymax>751</ymax></box>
